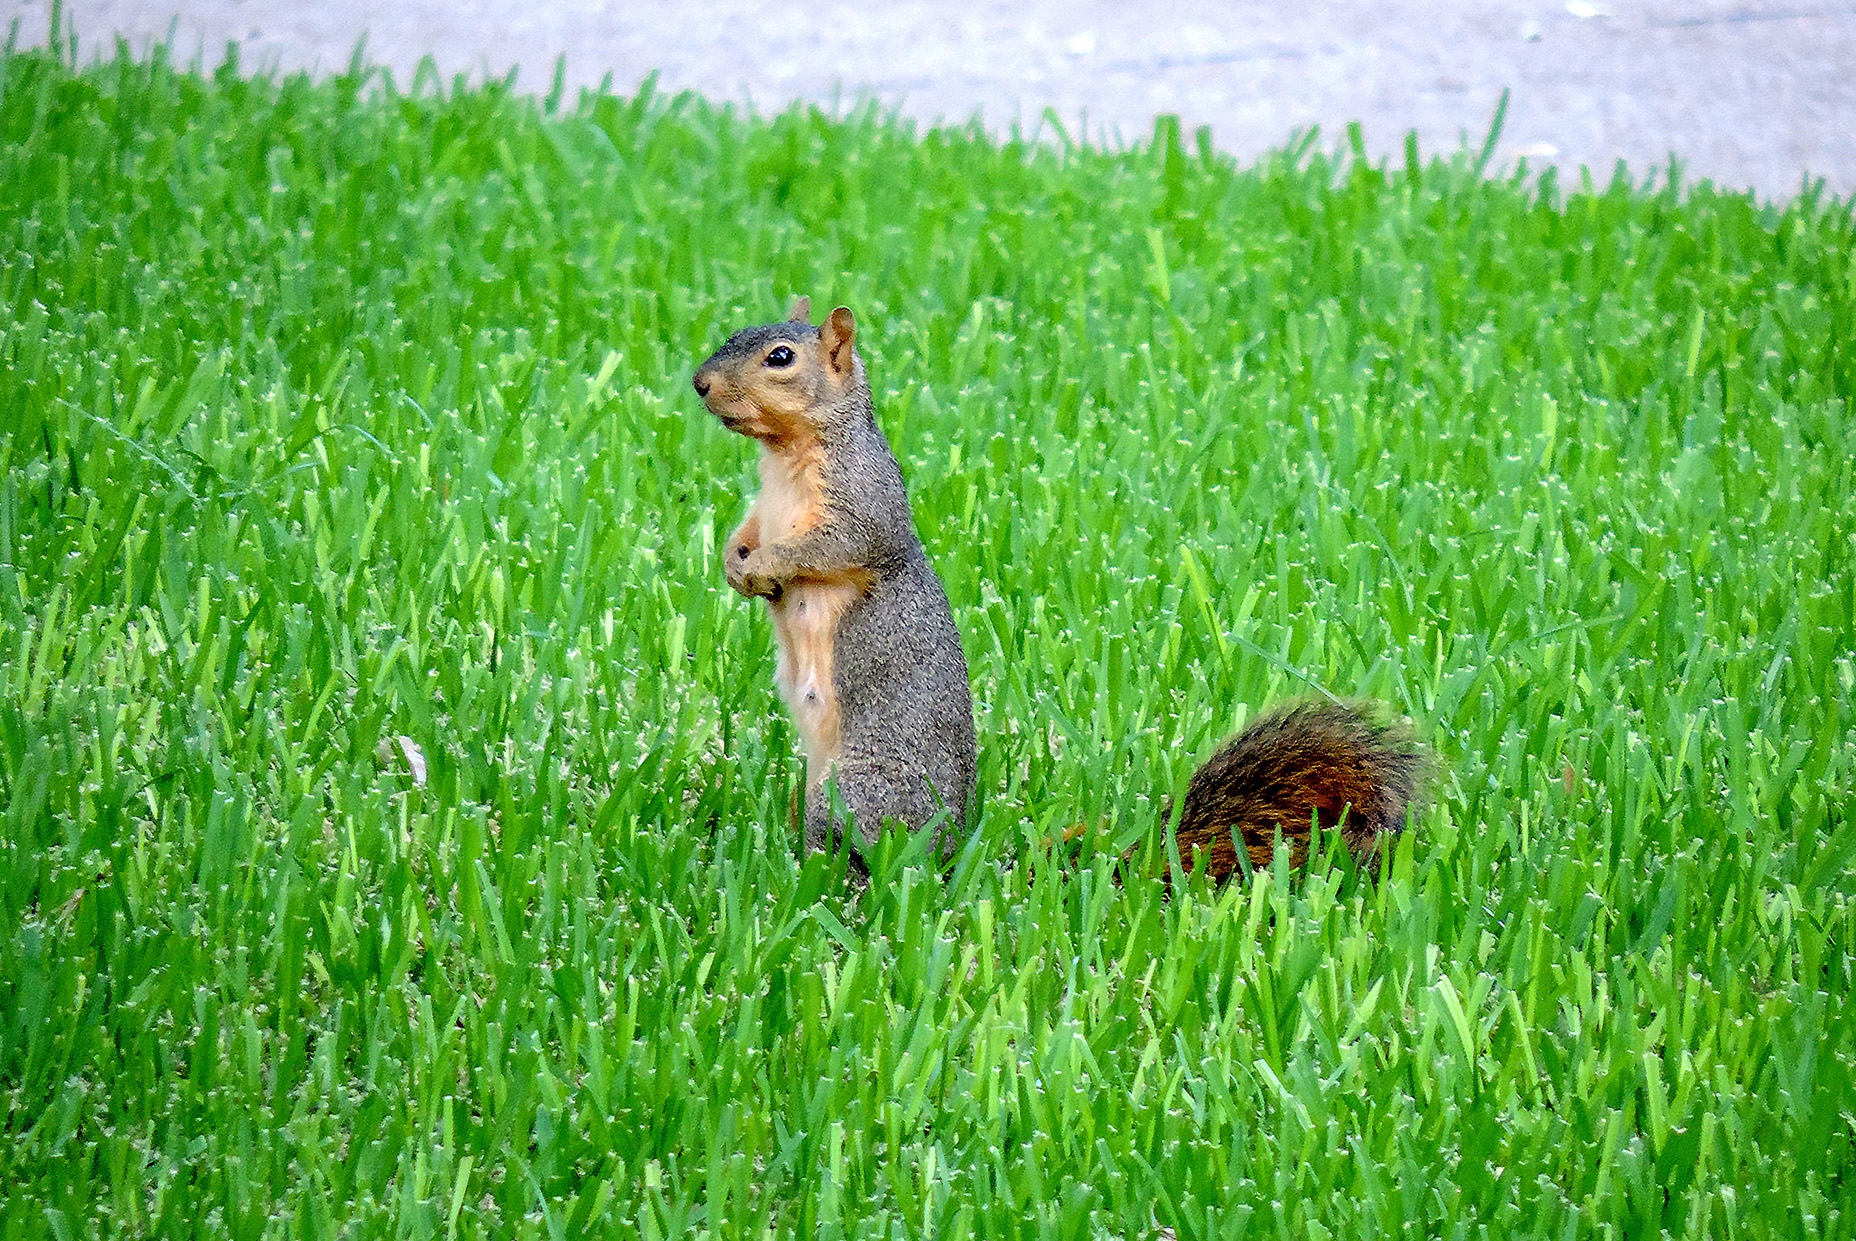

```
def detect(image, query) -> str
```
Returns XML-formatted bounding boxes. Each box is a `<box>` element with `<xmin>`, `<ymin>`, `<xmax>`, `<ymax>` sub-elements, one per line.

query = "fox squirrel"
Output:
<box><xmin>693</xmin><ymin>297</ymin><xmax>977</xmax><ymax>872</ymax></box>
<box><xmin>694</xmin><ymin>300</ymin><xmax>1424</xmax><ymax>880</ymax></box>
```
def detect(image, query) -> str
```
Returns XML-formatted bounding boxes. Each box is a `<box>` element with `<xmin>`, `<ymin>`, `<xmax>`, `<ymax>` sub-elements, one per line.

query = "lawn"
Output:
<box><xmin>2</xmin><ymin>25</ymin><xmax>1854</xmax><ymax>1240</ymax></box>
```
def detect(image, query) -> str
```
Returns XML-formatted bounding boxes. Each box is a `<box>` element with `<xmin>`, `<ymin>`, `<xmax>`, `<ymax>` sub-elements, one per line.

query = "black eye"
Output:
<box><xmin>765</xmin><ymin>345</ymin><xmax>795</xmax><ymax>368</ymax></box>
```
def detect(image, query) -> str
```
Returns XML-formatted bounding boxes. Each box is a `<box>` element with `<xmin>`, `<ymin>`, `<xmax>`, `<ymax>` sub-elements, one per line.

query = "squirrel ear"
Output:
<box><xmin>821</xmin><ymin>306</ymin><xmax>857</xmax><ymax>378</ymax></box>
<box><xmin>786</xmin><ymin>296</ymin><xmax>812</xmax><ymax>324</ymax></box>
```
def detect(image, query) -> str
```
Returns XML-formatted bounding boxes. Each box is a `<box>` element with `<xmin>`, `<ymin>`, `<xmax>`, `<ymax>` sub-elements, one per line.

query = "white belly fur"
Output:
<box><xmin>768</xmin><ymin>582</ymin><xmax>858</xmax><ymax>788</ymax></box>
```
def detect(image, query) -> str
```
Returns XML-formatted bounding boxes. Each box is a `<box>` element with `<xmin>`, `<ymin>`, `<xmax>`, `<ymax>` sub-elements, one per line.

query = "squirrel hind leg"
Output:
<box><xmin>801</xmin><ymin>782</ymin><xmax>874</xmax><ymax>889</ymax></box>
<box><xmin>1172</xmin><ymin>700</ymin><xmax>1426</xmax><ymax>880</ymax></box>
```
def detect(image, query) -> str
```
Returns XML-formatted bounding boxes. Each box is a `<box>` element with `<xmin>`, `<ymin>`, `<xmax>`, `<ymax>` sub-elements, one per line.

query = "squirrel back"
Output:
<box><xmin>693</xmin><ymin>299</ymin><xmax>976</xmax><ymax>869</ymax></box>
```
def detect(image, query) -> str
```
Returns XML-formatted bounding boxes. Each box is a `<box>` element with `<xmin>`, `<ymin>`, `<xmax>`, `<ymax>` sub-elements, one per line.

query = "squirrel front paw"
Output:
<box><xmin>725</xmin><ymin>543</ymin><xmax>779</xmax><ymax>599</ymax></box>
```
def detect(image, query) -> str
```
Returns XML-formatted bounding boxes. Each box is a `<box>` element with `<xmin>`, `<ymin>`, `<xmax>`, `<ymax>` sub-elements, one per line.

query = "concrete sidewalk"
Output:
<box><xmin>9</xmin><ymin>0</ymin><xmax>1855</xmax><ymax>203</ymax></box>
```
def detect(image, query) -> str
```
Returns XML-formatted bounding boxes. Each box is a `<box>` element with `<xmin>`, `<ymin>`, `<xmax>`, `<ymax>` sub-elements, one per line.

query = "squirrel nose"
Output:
<box><xmin>692</xmin><ymin>372</ymin><xmax>711</xmax><ymax>398</ymax></box>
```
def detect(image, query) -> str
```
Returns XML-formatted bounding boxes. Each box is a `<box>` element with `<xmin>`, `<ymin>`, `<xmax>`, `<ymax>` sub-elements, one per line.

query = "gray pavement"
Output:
<box><xmin>8</xmin><ymin>1</ymin><xmax>1856</xmax><ymax>203</ymax></box>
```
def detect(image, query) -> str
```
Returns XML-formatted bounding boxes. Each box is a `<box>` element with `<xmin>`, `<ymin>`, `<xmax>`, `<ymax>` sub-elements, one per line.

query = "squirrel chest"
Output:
<box><xmin>752</xmin><ymin>443</ymin><xmax>871</xmax><ymax>785</ymax></box>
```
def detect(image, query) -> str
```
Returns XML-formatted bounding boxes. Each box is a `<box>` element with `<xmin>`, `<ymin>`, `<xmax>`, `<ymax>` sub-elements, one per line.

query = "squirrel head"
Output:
<box><xmin>692</xmin><ymin>298</ymin><xmax>869</xmax><ymax>445</ymax></box>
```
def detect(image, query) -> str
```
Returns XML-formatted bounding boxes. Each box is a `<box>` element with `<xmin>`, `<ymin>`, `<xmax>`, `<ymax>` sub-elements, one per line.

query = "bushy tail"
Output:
<box><xmin>1163</xmin><ymin>700</ymin><xmax>1426</xmax><ymax>884</ymax></box>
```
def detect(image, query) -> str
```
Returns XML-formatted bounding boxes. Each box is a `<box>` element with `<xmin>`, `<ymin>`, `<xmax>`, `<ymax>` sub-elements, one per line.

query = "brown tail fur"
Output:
<box><xmin>1163</xmin><ymin>700</ymin><xmax>1426</xmax><ymax>884</ymax></box>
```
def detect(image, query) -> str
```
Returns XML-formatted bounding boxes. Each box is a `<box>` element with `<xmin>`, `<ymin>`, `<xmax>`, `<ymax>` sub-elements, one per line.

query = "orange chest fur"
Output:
<box><xmin>750</xmin><ymin>442</ymin><xmax>863</xmax><ymax>787</ymax></box>
<box><xmin>753</xmin><ymin>438</ymin><xmax>830</xmax><ymax>546</ymax></box>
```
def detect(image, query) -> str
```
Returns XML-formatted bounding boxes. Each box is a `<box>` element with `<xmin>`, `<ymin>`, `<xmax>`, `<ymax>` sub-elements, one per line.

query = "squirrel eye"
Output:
<box><xmin>764</xmin><ymin>345</ymin><xmax>795</xmax><ymax>368</ymax></box>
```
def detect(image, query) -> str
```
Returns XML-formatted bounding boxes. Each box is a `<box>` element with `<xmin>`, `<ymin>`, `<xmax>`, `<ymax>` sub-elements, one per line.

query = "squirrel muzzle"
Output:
<box><xmin>692</xmin><ymin>368</ymin><xmax>758</xmax><ymax>435</ymax></box>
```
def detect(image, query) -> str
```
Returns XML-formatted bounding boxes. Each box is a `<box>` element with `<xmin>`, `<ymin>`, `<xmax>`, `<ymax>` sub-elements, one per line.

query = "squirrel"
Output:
<box><xmin>692</xmin><ymin>297</ymin><xmax>977</xmax><ymax>876</ymax></box>
<box><xmin>694</xmin><ymin>299</ymin><xmax>1425</xmax><ymax>883</ymax></box>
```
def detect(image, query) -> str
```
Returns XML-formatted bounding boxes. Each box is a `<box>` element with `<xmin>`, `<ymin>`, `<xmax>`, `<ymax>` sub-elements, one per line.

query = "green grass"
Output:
<box><xmin>3</xmin><ymin>25</ymin><xmax>1855</xmax><ymax>1239</ymax></box>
